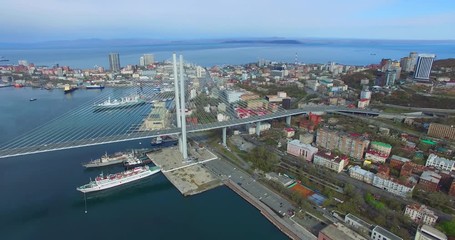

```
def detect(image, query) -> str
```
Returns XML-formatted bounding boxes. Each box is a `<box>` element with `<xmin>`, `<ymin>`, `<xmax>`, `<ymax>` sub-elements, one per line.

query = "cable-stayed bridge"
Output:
<box><xmin>0</xmin><ymin>57</ymin><xmax>380</xmax><ymax>159</ymax></box>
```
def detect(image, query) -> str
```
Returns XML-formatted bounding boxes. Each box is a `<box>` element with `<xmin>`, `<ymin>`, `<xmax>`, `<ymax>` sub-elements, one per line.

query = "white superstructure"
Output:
<box><xmin>77</xmin><ymin>166</ymin><xmax>160</xmax><ymax>193</ymax></box>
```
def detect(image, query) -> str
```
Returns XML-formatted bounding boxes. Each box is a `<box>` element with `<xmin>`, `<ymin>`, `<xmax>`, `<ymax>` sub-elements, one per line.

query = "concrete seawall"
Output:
<box><xmin>224</xmin><ymin>179</ymin><xmax>310</xmax><ymax>240</ymax></box>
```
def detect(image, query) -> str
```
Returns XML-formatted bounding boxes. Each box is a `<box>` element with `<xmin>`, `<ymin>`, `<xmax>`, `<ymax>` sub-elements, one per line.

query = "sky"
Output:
<box><xmin>1</xmin><ymin>0</ymin><xmax>454</xmax><ymax>42</ymax></box>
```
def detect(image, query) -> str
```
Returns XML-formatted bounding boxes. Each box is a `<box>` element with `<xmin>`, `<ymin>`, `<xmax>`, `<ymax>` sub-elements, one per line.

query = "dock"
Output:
<box><xmin>224</xmin><ymin>179</ymin><xmax>303</xmax><ymax>240</ymax></box>
<box><xmin>146</xmin><ymin>144</ymin><xmax>221</xmax><ymax>196</ymax></box>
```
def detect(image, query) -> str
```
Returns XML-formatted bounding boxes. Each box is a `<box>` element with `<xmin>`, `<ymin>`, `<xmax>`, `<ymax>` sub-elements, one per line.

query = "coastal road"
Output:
<box><xmin>203</xmin><ymin>158</ymin><xmax>316</xmax><ymax>240</ymax></box>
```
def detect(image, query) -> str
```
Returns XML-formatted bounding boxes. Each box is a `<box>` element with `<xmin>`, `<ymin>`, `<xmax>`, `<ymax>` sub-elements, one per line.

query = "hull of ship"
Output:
<box><xmin>151</xmin><ymin>139</ymin><xmax>177</xmax><ymax>146</ymax></box>
<box><xmin>77</xmin><ymin>168</ymin><xmax>160</xmax><ymax>193</ymax></box>
<box><xmin>86</xmin><ymin>86</ymin><xmax>105</xmax><ymax>89</ymax></box>
<box><xmin>93</xmin><ymin>101</ymin><xmax>146</xmax><ymax>111</ymax></box>
<box><xmin>64</xmin><ymin>88</ymin><xmax>77</xmax><ymax>94</ymax></box>
<box><xmin>83</xmin><ymin>159</ymin><xmax>125</xmax><ymax>168</ymax></box>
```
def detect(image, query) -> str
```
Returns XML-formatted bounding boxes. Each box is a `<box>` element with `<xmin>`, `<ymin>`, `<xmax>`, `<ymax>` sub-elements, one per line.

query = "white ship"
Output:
<box><xmin>93</xmin><ymin>95</ymin><xmax>146</xmax><ymax>110</ymax></box>
<box><xmin>76</xmin><ymin>165</ymin><xmax>160</xmax><ymax>193</ymax></box>
<box><xmin>82</xmin><ymin>151</ymin><xmax>134</xmax><ymax>168</ymax></box>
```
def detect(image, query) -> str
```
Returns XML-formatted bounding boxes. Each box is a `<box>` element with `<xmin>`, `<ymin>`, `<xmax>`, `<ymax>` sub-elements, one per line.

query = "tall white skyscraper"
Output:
<box><xmin>108</xmin><ymin>53</ymin><xmax>121</xmax><ymax>72</ymax></box>
<box><xmin>139</xmin><ymin>54</ymin><xmax>154</xmax><ymax>66</ymax></box>
<box><xmin>414</xmin><ymin>54</ymin><xmax>436</xmax><ymax>80</ymax></box>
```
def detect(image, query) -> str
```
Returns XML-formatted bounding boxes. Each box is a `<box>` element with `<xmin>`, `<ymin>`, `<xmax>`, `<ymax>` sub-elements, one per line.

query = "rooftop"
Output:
<box><xmin>320</xmin><ymin>223</ymin><xmax>367</xmax><ymax>240</ymax></box>
<box><xmin>315</xmin><ymin>151</ymin><xmax>348</xmax><ymax>163</ymax></box>
<box><xmin>406</xmin><ymin>204</ymin><xmax>437</xmax><ymax>217</ymax></box>
<box><xmin>345</xmin><ymin>213</ymin><xmax>373</xmax><ymax>228</ymax></box>
<box><xmin>419</xmin><ymin>224</ymin><xmax>447</xmax><ymax>240</ymax></box>
<box><xmin>420</xmin><ymin>170</ymin><xmax>442</xmax><ymax>184</ymax></box>
<box><xmin>390</xmin><ymin>155</ymin><xmax>410</xmax><ymax>163</ymax></box>
<box><xmin>372</xmin><ymin>226</ymin><xmax>403</xmax><ymax>240</ymax></box>
<box><xmin>371</xmin><ymin>141</ymin><xmax>392</xmax><ymax>148</ymax></box>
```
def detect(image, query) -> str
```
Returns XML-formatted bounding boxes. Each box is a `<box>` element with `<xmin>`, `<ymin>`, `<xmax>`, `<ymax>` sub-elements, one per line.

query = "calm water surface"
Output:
<box><xmin>0</xmin><ymin>87</ymin><xmax>287</xmax><ymax>240</ymax></box>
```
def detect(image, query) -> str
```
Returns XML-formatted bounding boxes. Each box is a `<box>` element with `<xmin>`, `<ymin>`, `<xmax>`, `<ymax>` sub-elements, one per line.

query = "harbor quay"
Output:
<box><xmin>146</xmin><ymin>142</ymin><xmax>316</xmax><ymax>239</ymax></box>
<box><xmin>146</xmin><ymin>143</ymin><xmax>221</xmax><ymax>196</ymax></box>
<box><xmin>203</xmin><ymin>158</ymin><xmax>317</xmax><ymax>240</ymax></box>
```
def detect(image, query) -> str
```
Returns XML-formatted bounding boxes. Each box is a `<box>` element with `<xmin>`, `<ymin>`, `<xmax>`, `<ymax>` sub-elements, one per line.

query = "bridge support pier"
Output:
<box><xmin>256</xmin><ymin>122</ymin><xmax>261</xmax><ymax>137</ymax></box>
<box><xmin>285</xmin><ymin>116</ymin><xmax>291</xmax><ymax>126</ymax></box>
<box><xmin>222</xmin><ymin>127</ymin><xmax>227</xmax><ymax>147</ymax></box>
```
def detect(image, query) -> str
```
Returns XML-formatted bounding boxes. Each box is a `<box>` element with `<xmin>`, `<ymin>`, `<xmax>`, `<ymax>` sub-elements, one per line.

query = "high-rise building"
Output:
<box><xmin>139</xmin><ymin>54</ymin><xmax>154</xmax><ymax>66</ymax></box>
<box><xmin>316</xmin><ymin>127</ymin><xmax>370</xmax><ymax>160</ymax></box>
<box><xmin>108</xmin><ymin>53</ymin><xmax>121</xmax><ymax>72</ymax></box>
<box><xmin>409</xmin><ymin>52</ymin><xmax>419</xmax><ymax>70</ymax></box>
<box><xmin>400</xmin><ymin>57</ymin><xmax>414</xmax><ymax>72</ymax></box>
<box><xmin>414</xmin><ymin>54</ymin><xmax>436</xmax><ymax>80</ymax></box>
<box><xmin>385</xmin><ymin>70</ymin><xmax>397</xmax><ymax>86</ymax></box>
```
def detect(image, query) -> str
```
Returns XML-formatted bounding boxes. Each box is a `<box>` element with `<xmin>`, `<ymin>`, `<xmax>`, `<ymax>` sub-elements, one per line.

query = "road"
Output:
<box><xmin>203</xmin><ymin>150</ymin><xmax>316</xmax><ymax>239</ymax></box>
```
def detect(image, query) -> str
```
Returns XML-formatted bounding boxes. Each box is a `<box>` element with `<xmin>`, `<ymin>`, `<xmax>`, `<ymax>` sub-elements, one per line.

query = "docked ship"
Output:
<box><xmin>76</xmin><ymin>165</ymin><xmax>161</xmax><ymax>193</ymax></box>
<box><xmin>123</xmin><ymin>156</ymin><xmax>153</xmax><ymax>169</ymax></box>
<box><xmin>82</xmin><ymin>151</ymin><xmax>134</xmax><ymax>168</ymax></box>
<box><xmin>93</xmin><ymin>95</ymin><xmax>146</xmax><ymax>111</ymax></box>
<box><xmin>150</xmin><ymin>135</ymin><xmax>178</xmax><ymax>146</ymax></box>
<box><xmin>86</xmin><ymin>84</ymin><xmax>105</xmax><ymax>89</ymax></box>
<box><xmin>64</xmin><ymin>84</ymin><xmax>77</xmax><ymax>94</ymax></box>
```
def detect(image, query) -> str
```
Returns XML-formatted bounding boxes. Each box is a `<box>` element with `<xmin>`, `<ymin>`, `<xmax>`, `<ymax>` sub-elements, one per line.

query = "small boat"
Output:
<box><xmin>29</xmin><ymin>98</ymin><xmax>37</xmax><ymax>101</ymax></box>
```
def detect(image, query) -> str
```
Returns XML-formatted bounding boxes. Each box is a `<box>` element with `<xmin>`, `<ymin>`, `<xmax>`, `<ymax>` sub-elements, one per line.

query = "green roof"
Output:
<box><xmin>371</xmin><ymin>141</ymin><xmax>392</xmax><ymax>148</ymax></box>
<box><xmin>421</xmin><ymin>139</ymin><xmax>436</xmax><ymax>145</ymax></box>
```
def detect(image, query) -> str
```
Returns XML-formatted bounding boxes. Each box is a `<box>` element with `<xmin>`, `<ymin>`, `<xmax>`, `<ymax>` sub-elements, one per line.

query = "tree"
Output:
<box><xmin>437</xmin><ymin>219</ymin><xmax>455</xmax><ymax>237</ymax></box>
<box><xmin>344</xmin><ymin>183</ymin><xmax>355</xmax><ymax>198</ymax></box>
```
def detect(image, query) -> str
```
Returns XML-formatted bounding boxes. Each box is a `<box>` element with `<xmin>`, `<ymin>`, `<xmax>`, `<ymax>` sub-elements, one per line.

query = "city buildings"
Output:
<box><xmin>414</xmin><ymin>224</ymin><xmax>447</xmax><ymax>240</ymax></box>
<box><xmin>417</xmin><ymin>170</ymin><xmax>441</xmax><ymax>192</ymax></box>
<box><xmin>349</xmin><ymin>165</ymin><xmax>374</xmax><ymax>184</ymax></box>
<box><xmin>371</xmin><ymin>226</ymin><xmax>403</xmax><ymax>240</ymax></box>
<box><xmin>450</xmin><ymin>180</ymin><xmax>455</xmax><ymax>197</ymax></box>
<box><xmin>404</xmin><ymin>204</ymin><xmax>438</xmax><ymax>226</ymax></box>
<box><xmin>316</xmin><ymin>128</ymin><xmax>370</xmax><ymax>160</ymax></box>
<box><xmin>265</xmin><ymin>172</ymin><xmax>295</xmax><ymax>188</ymax></box>
<box><xmin>427</xmin><ymin>123</ymin><xmax>455</xmax><ymax>141</ymax></box>
<box><xmin>364</xmin><ymin>150</ymin><xmax>389</xmax><ymax>164</ymax></box>
<box><xmin>372</xmin><ymin>174</ymin><xmax>415</xmax><ymax>197</ymax></box>
<box><xmin>414</xmin><ymin>54</ymin><xmax>436</xmax><ymax>80</ymax></box>
<box><xmin>139</xmin><ymin>53</ymin><xmax>154</xmax><ymax>66</ymax></box>
<box><xmin>425</xmin><ymin>154</ymin><xmax>455</xmax><ymax>171</ymax></box>
<box><xmin>318</xmin><ymin>222</ymin><xmax>367</xmax><ymax>240</ymax></box>
<box><xmin>369</xmin><ymin>141</ymin><xmax>392</xmax><ymax>156</ymax></box>
<box><xmin>108</xmin><ymin>53</ymin><xmax>121</xmax><ymax>72</ymax></box>
<box><xmin>390</xmin><ymin>155</ymin><xmax>411</xmax><ymax>170</ymax></box>
<box><xmin>286</xmin><ymin>139</ymin><xmax>318</xmax><ymax>162</ymax></box>
<box><xmin>344</xmin><ymin>213</ymin><xmax>373</xmax><ymax>236</ymax></box>
<box><xmin>313</xmin><ymin>151</ymin><xmax>349</xmax><ymax>173</ymax></box>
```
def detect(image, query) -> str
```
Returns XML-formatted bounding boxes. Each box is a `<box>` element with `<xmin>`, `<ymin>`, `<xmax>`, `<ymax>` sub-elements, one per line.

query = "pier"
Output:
<box><xmin>146</xmin><ymin>144</ymin><xmax>221</xmax><ymax>196</ymax></box>
<box><xmin>224</xmin><ymin>179</ymin><xmax>303</xmax><ymax>240</ymax></box>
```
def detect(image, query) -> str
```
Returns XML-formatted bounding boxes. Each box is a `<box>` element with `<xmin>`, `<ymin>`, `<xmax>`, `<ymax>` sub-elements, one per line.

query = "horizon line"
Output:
<box><xmin>1</xmin><ymin>36</ymin><xmax>455</xmax><ymax>45</ymax></box>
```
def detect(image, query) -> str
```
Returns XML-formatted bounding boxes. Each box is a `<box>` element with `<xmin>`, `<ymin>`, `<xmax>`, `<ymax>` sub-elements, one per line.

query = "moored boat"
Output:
<box><xmin>82</xmin><ymin>151</ymin><xmax>134</xmax><ymax>168</ymax></box>
<box><xmin>86</xmin><ymin>84</ymin><xmax>105</xmax><ymax>89</ymax></box>
<box><xmin>64</xmin><ymin>84</ymin><xmax>77</xmax><ymax>94</ymax></box>
<box><xmin>151</xmin><ymin>135</ymin><xmax>178</xmax><ymax>146</ymax></box>
<box><xmin>124</xmin><ymin>156</ymin><xmax>153</xmax><ymax>169</ymax></box>
<box><xmin>76</xmin><ymin>165</ymin><xmax>161</xmax><ymax>193</ymax></box>
<box><xmin>93</xmin><ymin>95</ymin><xmax>146</xmax><ymax>111</ymax></box>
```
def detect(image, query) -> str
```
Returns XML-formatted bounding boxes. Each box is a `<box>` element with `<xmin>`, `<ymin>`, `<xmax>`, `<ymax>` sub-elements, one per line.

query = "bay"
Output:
<box><xmin>1</xmin><ymin>40</ymin><xmax>454</xmax><ymax>69</ymax></box>
<box><xmin>0</xmin><ymin>87</ymin><xmax>287</xmax><ymax>240</ymax></box>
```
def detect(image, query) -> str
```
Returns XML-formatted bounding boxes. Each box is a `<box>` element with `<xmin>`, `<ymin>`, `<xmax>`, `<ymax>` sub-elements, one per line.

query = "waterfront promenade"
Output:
<box><xmin>204</xmin><ymin>158</ymin><xmax>316</xmax><ymax>240</ymax></box>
